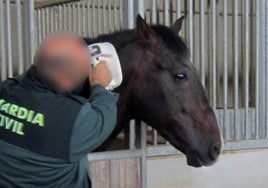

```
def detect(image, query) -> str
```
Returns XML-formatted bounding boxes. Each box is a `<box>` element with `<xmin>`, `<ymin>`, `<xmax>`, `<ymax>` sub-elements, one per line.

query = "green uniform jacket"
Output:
<box><xmin>0</xmin><ymin>66</ymin><xmax>119</xmax><ymax>188</ymax></box>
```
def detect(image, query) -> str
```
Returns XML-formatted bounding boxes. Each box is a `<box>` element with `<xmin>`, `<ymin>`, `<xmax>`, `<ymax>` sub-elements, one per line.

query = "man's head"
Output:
<box><xmin>34</xmin><ymin>32</ymin><xmax>91</xmax><ymax>92</ymax></box>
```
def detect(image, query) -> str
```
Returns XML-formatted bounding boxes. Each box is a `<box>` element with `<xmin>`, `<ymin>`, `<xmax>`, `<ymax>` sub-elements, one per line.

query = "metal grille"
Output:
<box><xmin>0</xmin><ymin>0</ymin><xmax>35</xmax><ymax>80</ymax></box>
<box><xmin>35</xmin><ymin>0</ymin><xmax>123</xmax><ymax>45</ymax></box>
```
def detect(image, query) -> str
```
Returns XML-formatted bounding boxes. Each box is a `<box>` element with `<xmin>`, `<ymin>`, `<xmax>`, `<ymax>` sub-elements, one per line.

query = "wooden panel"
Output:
<box><xmin>90</xmin><ymin>158</ymin><xmax>141</xmax><ymax>188</ymax></box>
<box><xmin>90</xmin><ymin>160</ymin><xmax>110</xmax><ymax>188</ymax></box>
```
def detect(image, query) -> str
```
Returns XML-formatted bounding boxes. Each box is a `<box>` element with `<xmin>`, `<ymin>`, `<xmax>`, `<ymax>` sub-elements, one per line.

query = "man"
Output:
<box><xmin>0</xmin><ymin>32</ymin><xmax>119</xmax><ymax>187</ymax></box>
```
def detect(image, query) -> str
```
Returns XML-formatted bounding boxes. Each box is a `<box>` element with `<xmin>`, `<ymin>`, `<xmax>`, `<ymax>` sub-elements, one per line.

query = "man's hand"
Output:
<box><xmin>89</xmin><ymin>61</ymin><xmax>112</xmax><ymax>87</ymax></box>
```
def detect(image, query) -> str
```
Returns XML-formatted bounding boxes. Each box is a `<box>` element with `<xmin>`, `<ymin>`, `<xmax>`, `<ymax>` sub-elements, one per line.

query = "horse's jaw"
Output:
<box><xmin>153</xmin><ymin>126</ymin><xmax>219</xmax><ymax>168</ymax></box>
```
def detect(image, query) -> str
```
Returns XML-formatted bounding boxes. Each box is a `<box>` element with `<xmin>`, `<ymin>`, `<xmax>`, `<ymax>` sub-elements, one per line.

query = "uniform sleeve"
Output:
<box><xmin>69</xmin><ymin>84</ymin><xmax>119</xmax><ymax>162</ymax></box>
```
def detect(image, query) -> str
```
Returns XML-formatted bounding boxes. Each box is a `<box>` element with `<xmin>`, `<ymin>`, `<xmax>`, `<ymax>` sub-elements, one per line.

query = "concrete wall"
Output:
<box><xmin>147</xmin><ymin>149</ymin><xmax>268</xmax><ymax>188</ymax></box>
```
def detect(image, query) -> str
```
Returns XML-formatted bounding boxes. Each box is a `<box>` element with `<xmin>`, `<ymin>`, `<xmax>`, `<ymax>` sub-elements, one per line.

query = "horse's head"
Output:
<box><xmin>118</xmin><ymin>15</ymin><xmax>222</xmax><ymax>167</ymax></box>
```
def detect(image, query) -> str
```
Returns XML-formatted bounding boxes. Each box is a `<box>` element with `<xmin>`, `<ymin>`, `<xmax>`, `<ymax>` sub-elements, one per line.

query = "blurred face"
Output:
<box><xmin>36</xmin><ymin>33</ymin><xmax>91</xmax><ymax>92</ymax></box>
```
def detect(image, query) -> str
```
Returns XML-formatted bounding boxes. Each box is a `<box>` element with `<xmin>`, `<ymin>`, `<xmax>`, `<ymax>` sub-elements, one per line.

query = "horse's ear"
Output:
<box><xmin>136</xmin><ymin>14</ymin><xmax>162</xmax><ymax>52</ymax></box>
<box><xmin>171</xmin><ymin>16</ymin><xmax>184</xmax><ymax>34</ymax></box>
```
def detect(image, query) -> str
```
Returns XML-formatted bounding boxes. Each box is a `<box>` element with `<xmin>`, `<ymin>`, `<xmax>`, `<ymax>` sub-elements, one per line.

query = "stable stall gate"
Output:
<box><xmin>1</xmin><ymin>0</ymin><xmax>268</xmax><ymax>188</ymax></box>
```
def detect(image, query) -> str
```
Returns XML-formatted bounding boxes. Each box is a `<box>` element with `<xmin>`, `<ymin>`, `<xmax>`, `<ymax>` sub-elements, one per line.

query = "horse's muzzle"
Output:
<box><xmin>186</xmin><ymin>142</ymin><xmax>222</xmax><ymax>167</ymax></box>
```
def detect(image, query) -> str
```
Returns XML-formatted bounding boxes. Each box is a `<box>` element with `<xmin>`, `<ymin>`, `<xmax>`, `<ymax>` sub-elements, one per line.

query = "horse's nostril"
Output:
<box><xmin>210</xmin><ymin>143</ymin><xmax>221</xmax><ymax>160</ymax></box>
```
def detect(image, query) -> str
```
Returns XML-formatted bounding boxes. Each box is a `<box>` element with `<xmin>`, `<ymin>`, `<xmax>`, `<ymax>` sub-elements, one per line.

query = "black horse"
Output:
<box><xmin>84</xmin><ymin>15</ymin><xmax>222</xmax><ymax>167</ymax></box>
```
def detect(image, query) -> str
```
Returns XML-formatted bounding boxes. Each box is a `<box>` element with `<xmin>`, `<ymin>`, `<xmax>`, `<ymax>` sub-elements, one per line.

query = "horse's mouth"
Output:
<box><xmin>186</xmin><ymin>150</ymin><xmax>204</xmax><ymax>167</ymax></box>
<box><xmin>186</xmin><ymin>150</ymin><xmax>216</xmax><ymax>167</ymax></box>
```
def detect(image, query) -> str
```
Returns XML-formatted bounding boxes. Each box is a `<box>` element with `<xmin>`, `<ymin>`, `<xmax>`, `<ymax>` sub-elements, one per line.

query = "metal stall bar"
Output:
<box><xmin>176</xmin><ymin>0</ymin><xmax>180</xmax><ymax>18</ymax></box>
<box><xmin>254</xmin><ymin>0</ymin><xmax>268</xmax><ymax>139</ymax></box>
<box><xmin>45</xmin><ymin>8</ymin><xmax>49</xmax><ymax>36</ymax></box>
<box><xmin>58</xmin><ymin>4</ymin><xmax>63</xmax><ymax>31</ymax></box>
<box><xmin>209</xmin><ymin>0</ymin><xmax>217</xmax><ymax>110</ymax></box>
<box><xmin>16</xmin><ymin>0</ymin><xmax>24</xmax><ymax>74</ymax></box>
<box><xmin>45</xmin><ymin>8</ymin><xmax>49</xmax><ymax>35</ymax></box>
<box><xmin>187</xmin><ymin>0</ymin><xmax>193</xmax><ymax>62</ymax></box>
<box><xmin>102</xmin><ymin>0</ymin><xmax>106</xmax><ymax>33</ymax></box>
<box><xmin>88</xmin><ymin>149</ymin><xmax>142</xmax><ymax>161</ymax></box>
<box><xmin>41</xmin><ymin>8</ymin><xmax>45</xmax><ymax>41</ymax></box>
<box><xmin>152</xmin><ymin>129</ymin><xmax>157</xmax><ymax>146</ymax></box>
<box><xmin>164</xmin><ymin>0</ymin><xmax>170</xmax><ymax>26</ymax></box>
<box><xmin>87</xmin><ymin>0</ymin><xmax>91</xmax><ymax>36</ymax></box>
<box><xmin>113</xmin><ymin>0</ymin><xmax>117</xmax><ymax>31</ymax></box>
<box><xmin>199</xmin><ymin>0</ymin><xmax>205</xmax><ymax>86</ymax></box>
<box><xmin>63</xmin><ymin>4</ymin><xmax>68</xmax><ymax>30</ymax></box>
<box><xmin>129</xmin><ymin>120</ymin><xmax>136</xmax><ymax>149</ymax></box>
<box><xmin>77</xmin><ymin>1</ymin><xmax>82</xmax><ymax>35</ymax></box>
<box><xmin>36</xmin><ymin>9</ymin><xmax>41</xmax><ymax>44</ymax></box>
<box><xmin>108</xmin><ymin>0</ymin><xmax>112</xmax><ymax>32</ymax></box>
<box><xmin>257</xmin><ymin>0</ymin><xmax>267</xmax><ymax>138</ymax></box>
<box><xmin>72</xmin><ymin>2</ymin><xmax>76</xmax><ymax>33</ymax></box>
<box><xmin>232</xmin><ymin>0</ymin><xmax>239</xmax><ymax>140</ymax></box>
<box><xmin>82</xmin><ymin>1</ymin><xmax>86</xmax><ymax>35</ymax></box>
<box><xmin>5</xmin><ymin>0</ymin><xmax>13</xmax><ymax>77</ymax></box>
<box><xmin>119</xmin><ymin>0</ymin><xmax>123</xmax><ymax>30</ymax></box>
<box><xmin>223</xmin><ymin>0</ymin><xmax>228</xmax><ymax>139</ymax></box>
<box><xmin>151</xmin><ymin>0</ymin><xmax>157</xmax><ymax>24</ymax></box>
<box><xmin>0</xmin><ymin>0</ymin><xmax>7</xmax><ymax>81</ymax></box>
<box><xmin>140</xmin><ymin>122</ymin><xmax>147</xmax><ymax>188</ymax></box>
<box><xmin>92</xmin><ymin>0</ymin><xmax>96</xmax><ymax>36</ymax></box>
<box><xmin>67</xmin><ymin>3</ymin><xmax>71</xmax><ymax>30</ymax></box>
<box><xmin>24</xmin><ymin>0</ymin><xmax>35</xmax><ymax>68</ymax></box>
<box><xmin>266</xmin><ymin>0</ymin><xmax>268</xmax><ymax>138</ymax></box>
<box><xmin>97</xmin><ymin>0</ymin><xmax>101</xmax><ymax>35</ymax></box>
<box><xmin>242</xmin><ymin>0</ymin><xmax>250</xmax><ymax>139</ymax></box>
<box><xmin>255</xmin><ymin>0</ymin><xmax>260</xmax><ymax>139</ymax></box>
<box><xmin>127</xmin><ymin>0</ymin><xmax>134</xmax><ymax>29</ymax></box>
<box><xmin>50</xmin><ymin>7</ymin><xmax>54</xmax><ymax>32</ymax></box>
<box><xmin>54</xmin><ymin>6</ymin><xmax>58</xmax><ymax>31</ymax></box>
<box><xmin>62</xmin><ymin>4</ymin><xmax>68</xmax><ymax>30</ymax></box>
<box><xmin>108</xmin><ymin>1</ymin><xmax>113</xmax><ymax>33</ymax></box>
<box><xmin>138</xmin><ymin>0</ymin><xmax>145</xmax><ymax>18</ymax></box>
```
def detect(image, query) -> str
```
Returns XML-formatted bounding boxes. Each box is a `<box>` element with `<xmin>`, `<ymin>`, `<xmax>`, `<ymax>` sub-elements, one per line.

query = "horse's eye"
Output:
<box><xmin>175</xmin><ymin>73</ymin><xmax>187</xmax><ymax>81</ymax></box>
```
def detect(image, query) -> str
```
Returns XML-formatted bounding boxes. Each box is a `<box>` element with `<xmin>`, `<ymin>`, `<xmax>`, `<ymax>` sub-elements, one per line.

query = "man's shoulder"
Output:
<box><xmin>1</xmin><ymin>74</ymin><xmax>24</xmax><ymax>85</ymax></box>
<box><xmin>0</xmin><ymin>78</ymin><xmax>18</xmax><ymax>89</ymax></box>
<box><xmin>0</xmin><ymin>75</ymin><xmax>25</xmax><ymax>95</ymax></box>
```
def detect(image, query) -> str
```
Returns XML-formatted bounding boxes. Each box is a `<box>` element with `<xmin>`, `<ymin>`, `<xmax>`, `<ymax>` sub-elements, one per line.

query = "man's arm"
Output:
<box><xmin>69</xmin><ymin>84</ymin><xmax>119</xmax><ymax>162</ymax></box>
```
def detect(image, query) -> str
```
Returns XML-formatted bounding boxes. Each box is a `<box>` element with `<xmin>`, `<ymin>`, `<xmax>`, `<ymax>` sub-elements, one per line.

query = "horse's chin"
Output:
<box><xmin>185</xmin><ymin>150</ymin><xmax>213</xmax><ymax>167</ymax></box>
<box><xmin>186</xmin><ymin>148</ymin><xmax>221</xmax><ymax>167</ymax></box>
<box><xmin>186</xmin><ymin>150</ymin><xmax>204</xmax><ymax>167</ymax></box>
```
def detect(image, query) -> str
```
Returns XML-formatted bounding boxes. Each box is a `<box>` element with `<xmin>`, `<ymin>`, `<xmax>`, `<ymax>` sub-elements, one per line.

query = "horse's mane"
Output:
<box><xmin>84</xmin><ymin>25</ymin><xmax>189</xmax><ymax>55</ymax></box>
<box><xmin>84</xmin><ymin>30</ymin><xmax>136</xmax><ymax>50</ymax></box>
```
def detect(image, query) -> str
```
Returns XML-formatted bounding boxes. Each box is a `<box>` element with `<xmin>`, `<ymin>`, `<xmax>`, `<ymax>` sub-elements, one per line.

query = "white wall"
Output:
<box><xmin>147</xmin><ymin>149</ymin><xmax>268</xmax><ymax>188</ymax></box>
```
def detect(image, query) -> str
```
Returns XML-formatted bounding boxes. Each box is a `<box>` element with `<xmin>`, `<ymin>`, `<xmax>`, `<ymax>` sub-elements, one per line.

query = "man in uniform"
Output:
<box><xmin>0</xmin><ymin>32</ymin><xmax>119</xmax><ymax>187</ymax></box>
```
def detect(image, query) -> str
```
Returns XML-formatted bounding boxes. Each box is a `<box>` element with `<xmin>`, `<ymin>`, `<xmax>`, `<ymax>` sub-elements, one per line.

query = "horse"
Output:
<box><xmin>84</xmin><ymin>15</ymin><xmax>222</xmax><ymax>167</ymax></box>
